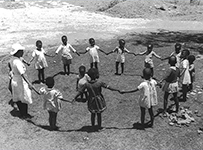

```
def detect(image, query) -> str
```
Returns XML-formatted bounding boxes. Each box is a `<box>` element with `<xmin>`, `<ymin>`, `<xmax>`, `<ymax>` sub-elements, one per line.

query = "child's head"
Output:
<box><xmin>168</xmin><ymin>55</ymin><xmax>177</xmax><ymax>66</ymax></box>
<box><xmin>61</xmin><ymin>35</ymin><xmax>67</xmax><ymax>45</ymax></box>
<box><xmin>119</xmin><ymin>39</ymin><xmax>125</xmax><ymax>47</ymax></box>
<box><xmin>87</xmin><ymin>68</ymin><xmax>99</xmax><ymax>80</ymax></box>
<box><xmin>89</xmin><ymin>38</ymin><xmax>95</xmax><ymax>46</ymax></box>
<box><xmin>79</xmin><ymin>65</ymin><xmax>86</xmax><ymax>76</ymax></box>
<box><xmin>188</xmin><ymin>55</ymin><xmax>196</xmax><ymax>64</ymax></box>
<box><xmin>45</xmin><ymin>77</ymin><xmax>55</xmax><ymax>88</ymax></box>
<box><xmin>147</xmin><ymin>44</ymin><xmax>153</xmax><ymax>53</ymax></box>
<box><xmin>36</xmin><ymin>40</ymin><xmax>42</xmax><ymax>49</ymax></box>
<box><xmin>175</xmin><ymin>43</ymin><xmax>181</xmax><ymax>53</ymax></box>
<box><xmin>181</xmin><ymin>49</ymin><xmax>190</xmax><ymax>59</ymax></box>
<box><xmin>142</xmin><ymin>68</ymin><xmax>152</xmax><ymax>80</ymax></box>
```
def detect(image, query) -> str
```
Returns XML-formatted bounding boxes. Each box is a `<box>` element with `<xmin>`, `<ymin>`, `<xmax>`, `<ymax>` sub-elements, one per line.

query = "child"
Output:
<box><xmin>188</xmin><ymin>55</ymin><xmax>195</xmax><ymax>92</ymax></box>
<box><xmin>120</xmin><ymin>68</ymin><xmax>159</xmax><ymax>128</ymax></box>
<box><xmin>29</xmin><ymin>40</ymin><xmax>53</xmax><ymax>83</ymax></box>
<box><xmin>180</xmin><ymin>49</ymin><xmax>191</xmax><ymax>102</ymax></box>
<box><xmin>160</xmin><ymin>56</ymin><xmax>180</xmax><ymax>116</ymax></box>
<box><xmin>162</xmin><ymin>43</ymin><xmax>182</xmax><ymax>68</ymax></box>
<box><xmin>136</xmin><ymin>44</ymin><xmax>162</xmax><ymax>77</ymax></box>
<box><xmin>79</xmin><ymin>38</ymin><xmax>106</xmax><ymax>70</ymax></box>
<box><xmin>76</xmin><ymin>65</ymin><xmax>90</xmax><ymax>102</ymax></box>
<box><xmin>73</xmin><ymin>68</ymin><xmax>120</xmax><ymax>130</ymax></box>
<box><xmin>55</xmin><ymin>35</ymin><xmax>80</xmax><ymax>75</ymax></box>
<box><xmin>38</xmin><ymin>77</ymin><xmax>71</xmax><ymax>131</ymax></box>
<box><xmin>106</xmin><ymin>39</ymin><xmax>136</xmax><ymax>75</ymax></box>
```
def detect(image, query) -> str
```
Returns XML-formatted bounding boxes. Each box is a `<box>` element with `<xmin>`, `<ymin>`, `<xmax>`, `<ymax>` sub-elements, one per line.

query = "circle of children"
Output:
<box><xmin>8</xmin><ymin>35</ymin><xmax>196</xmax><ymax>131</ymax></box>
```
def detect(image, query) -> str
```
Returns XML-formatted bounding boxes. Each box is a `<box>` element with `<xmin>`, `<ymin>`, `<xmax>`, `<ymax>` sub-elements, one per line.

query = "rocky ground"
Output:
<box><xmin>0</xmin><ymin>0</ymin><xmax>203</xmax><ymax>150</ymax></box>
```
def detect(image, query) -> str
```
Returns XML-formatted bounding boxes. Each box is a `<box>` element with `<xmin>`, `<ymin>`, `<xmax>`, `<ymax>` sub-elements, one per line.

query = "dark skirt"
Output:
<box><xmin>87</xmin><ymin>95</ymin><xmax>106</xmax><ymax>113</ymax></box>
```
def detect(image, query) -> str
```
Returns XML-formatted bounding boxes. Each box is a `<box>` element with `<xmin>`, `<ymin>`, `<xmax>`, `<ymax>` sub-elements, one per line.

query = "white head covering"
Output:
<box><xmin>10</xmin><ymin>43</ymin><xmax>25</xmax><ymax>55</ymax></box>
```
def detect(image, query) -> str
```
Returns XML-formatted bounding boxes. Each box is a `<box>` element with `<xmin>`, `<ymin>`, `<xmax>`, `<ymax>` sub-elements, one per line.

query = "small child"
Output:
<box><xmin>106</xmin><ymin>39</ymin><xmax>136</xmax><ymax>75</ymax></box>
<box><xmin>180</xmin><ymin>49</ymin><xmax>191</xmax><ymax>102</ymax></box>
<box><xmin>160</xmin><ymin>56</ymin><xmax>180</xmax><ymax>116</ymax></box>
<box><xmin>121</xmin><ymin>68</ymin><xmax>160</xmax><ymax>128</ymax></box>
<box><xmin>79</xmin><ymin>38</ymin><xmax>106</xmax><ymax>69</ymax></box>
<box><xmin>29</xmin><ymin>40</ymin><xmax>53</xmax><ymax>83</ymax></box>
<box><xmin>162</xmin><ymin>43</ymin><xmax>182</xmax><ymax>68</ymax></box>
<box><xmin>55</xmin><ymin>35</ymin><xmax>80</xmax><ymax>75</ymax></box>
<box><xmin>76</xmin><ymin>65</ymin><xmax>90</xmax><ymax>102</ymax></box>
<box><xmin>136</xmin><ymin>44</ymin><xmax>162</xmax><ymax>77</ymax></box>
<box><xmin>188</xmin><ymin>55</ymin><xmax>196</xmax><ymax>92</ymax></box>
<box><xmin>38</xmin><ymin>77</ymin><xmax>71</xmax><ymax>131</ymax></box>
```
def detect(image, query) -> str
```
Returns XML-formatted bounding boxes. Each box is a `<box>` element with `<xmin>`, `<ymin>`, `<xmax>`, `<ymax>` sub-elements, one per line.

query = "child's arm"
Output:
<box><xmin>189</xmin><ymin>64</ymin><xmax>194</xmax><ymax>72</ymax></box>
<box><xmin>136</xmin><ymin>50</ymin><xmax>147</xmax><ymax>56</ymax></box>
<box><xmin>55</xmin><ymin>45</ymin><xmax>62</xmax><ymax>56</ymax></box>
<box><xmin>21</xmin><ymin>57</ymin><xmax>30</xmax><ymax>66</ymax></box>
<box><xmin>106</xmin><ymin>48</ymin><xmax>117</xmax><ymax>55</ymax></box>
<box><xmin>152</xmin><ymin>51</ymin><xmax>162</xmax><ymax>60</ymax></box>
<box><xmin>125</xmin><ymin>49</ymin><xmax>136</xmax><ymax>56</ymax></box>
<box><xmin>120</xmin><ymin>88</ymin><xmax>139</xmax><ymax>94</ymax></box>
<box><xmin>59</xmin><ymin>98</ymin><xmax>72</xmax><ymax>103</ymax></box>
<box><xmin>98</xmin><ymin>48</ymin><xmax>107</xmax><ymax>55</ymax></box>
<box><xmin>44</xmin><ymin>53</ymin><xmax>54</xmax><ymax>57</ymax></box>
<box><xmin>106</xmin><ymin>86</ymin><xmax>120</xmax><ymax>92</ymax></box>
<box><xmin>79</xmin><ymin>50</ymin><xmax>88</xmax><ymax>55</ymax></box>
<box><xmin>69</xmin><ymin>45</ymin><xmax>80</xmax><ymax>56</ymax></box>
<box><xmin>76</xmin><ymin>77</ymin><xmax>79</xmax><ymax>90</ymax></box>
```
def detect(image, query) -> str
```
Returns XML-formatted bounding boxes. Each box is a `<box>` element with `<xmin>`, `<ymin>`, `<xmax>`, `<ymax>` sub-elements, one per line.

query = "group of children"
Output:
<box><xmin>9</xmin><ymin>35</ymin><xmax>196</xmax><ymax>131</ymax></box>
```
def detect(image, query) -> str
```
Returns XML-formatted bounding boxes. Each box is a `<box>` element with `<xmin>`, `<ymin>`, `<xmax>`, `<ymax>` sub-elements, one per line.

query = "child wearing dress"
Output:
<box><xmin>162</xmin><ymin>43</ymin><xmax>182</xmax><ymax>68</ymax></box>
<box><xmin>136</xmin><ymin>44</ymin><xmax>162</xmax><ymax>77</ymax></box>
<box><xmin>188</xmin><ymin>55</ymin><xmax>196</xmax><ymax>92</ymax></box>
<box><xmin>76</xmin><ymin>65</ymin><xmax>90</xmax><ymax>102</ymax></box>
<box><xmin>121</xmin><ymin>68</ymin><xmax>160</xmax><ymax>128</ymax></box>
<box><xmin>73</xmin><ymin>68</ymin><xmax>120</xmax><ymax>130</ymax></box>
<box><xmin>160</xmin><ymin>56</ymin><xmax>180</xmax><ymax>116</ymax></box>
<box><xmin>55</xmin><ymin>35</ymin><xmax>80</xmax><ymax>75</ymax></box>
<box><xmin>29</xmin><ymin>40</ymin><xmax>52</xmax><ymax>83</ymax></box>
<box><xmin>180</xmin><ymin>49</ymin><xmax>191</xmax><ymax>102</ymax></box>
<box><xmin>38</xmin><ymin>77</ymin><xmax>71</xmax><ymax>131</ymax></box>
<box><xmin>106</xmin><ymin>39</ymin><xmax>136</xmax><ymax>75</ymax></box>
<box><xmin>79</xmin><ymin>38</ymin><xmax>107</xmax><ymax>70</ymax></box>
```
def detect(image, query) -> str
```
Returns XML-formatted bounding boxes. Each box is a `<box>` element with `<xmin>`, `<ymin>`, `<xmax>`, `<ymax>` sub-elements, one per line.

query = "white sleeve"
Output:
<box><xmin>137</xmin><ymin>82</ymin><xmax>144</xmax><ymax>90</ymax></box>
<box><xmin>55</xmin><ymin>45</ymin><xmax>62</xmax><ymax>54</ymax></box>
<box><xmin>32</xmin><ymin>50</ymin><xmax>36</xmax><ymax>58</ymax></box>
<box><xmin>183</xmin><ymin>60</ymin><xmax>187</xmax><ymax>69</ymax></box>
<box><xmin>39</xmin><ymin>87</ymin><xmax>46</xmax><ymax>94</ymax></box>
<box><xmin>16</xmin><ymin>60</ymin><xmax>25</xmax><ymax>75</ymax></box>
<box><xmin>69</xmin><ymin>44</ymin><xmax>76</xmax><ymax>53</ymax></box>
<box><xmin>124</xmin><ymin>48</ymin><xmax>130</xmax><ymax>53</ymax></box>
<box><xmin>86</xmin><ymin>47</ymin><xmax>90</xmax><ymax>52</ymax></box>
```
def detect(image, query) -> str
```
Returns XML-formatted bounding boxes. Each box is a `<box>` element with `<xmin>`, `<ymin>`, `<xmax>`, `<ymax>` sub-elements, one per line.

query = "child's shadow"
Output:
<box><xmin>10</xmin><ymin>107</ymin><xmax>21</xmax><ymax>118</ymax></box>
<box><xmin>26</xmin><ymin>120</ymin><xmax>54</xmax><ymax>131</ymax></box>
<box><xmin>32</xmin><ymin>80</ymin><xmax>41</xmax><ymax>85</ymax></box>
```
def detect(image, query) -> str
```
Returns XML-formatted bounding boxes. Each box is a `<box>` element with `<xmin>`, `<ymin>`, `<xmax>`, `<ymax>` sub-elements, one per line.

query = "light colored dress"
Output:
<box><xmin>10</xmin><ymin>57</ymin><xmax>32</xmax><ymax>104</ymax></box>
<box><xmin>77</xmin><ymin>74</ymin><xmax>90</xmax><ymax>91</ymax></box>
<box><xmin>182</xmin><ymin>59</ymin><xmax>191</xmax><ymax>85</ymax></box>
<box><xmin>112</xmin><ymin>47</ymin><xmax>130</xmax><ymax>63</ymax></box>
<box><xmin>137</xmin><ymin>79</ymin><xmax>158</xmax><ymax>109</ymax></box>
<box><xmin>144</xmin><ymin>51</ymin><xmax>160</xmax><ymax>68</ymax></box>
<box><xmin>32</xmin><ymin>48</ymin><xmax>48</xmax><ymax>70</ymax></box>
<box><xmin>170</xmin><ymin>52</ymin><xmax>181</xmax><ymax>68</ymax></box>
<box><xmin>86</xmin><ymin>45</ymin><xmax>100</xmax><ymax>63</ymax></box>
<box><xmin>55</xmin><ymin>43</ymin><xmax>76</xmax><ymax>65</ymax></box>
<box><xmin>39</xmin><ymin>87</ymin><xmax>63</xmax><ymax>113</ymax></box>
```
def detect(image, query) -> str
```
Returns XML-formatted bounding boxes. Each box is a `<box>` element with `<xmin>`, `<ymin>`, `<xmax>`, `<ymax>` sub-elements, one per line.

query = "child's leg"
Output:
<box><xmin>91</xmin><ymin>113</ymin><xmax>96</xmax><ymax>126</ymax></box>
<box><xmin>163</xmin><ymin>92</ymin><xmax>170</xmax><ymax>113</ymax></box>
<box><xmin>41</xmin><ymin>68</ymin><xmax>45</xmax><ymax>83</ymax></box>
<box><xmin>63</xmin><ymin>64</ymin><xmax>67</xmax><ymax>74</ymax></box>
<box><xmin>182</xmin><ymin>84</ymin><xmax>188</xmax><ymax>101</ymax></box>
<box><xmin>97</xmin><ymin>113</ymin><xmax>102</xmax><ymax>128</ymax></box>
<box><xmin>121</xmin><ymin>63</ymin><xmax>124</xmax><ymax>74</ymax></box>
<box><xmin>140</xmin><ymin>107</ymin><xmax>146</xmax><ymax>125</ymax></box>
<box><xmin>173</xmin><ymin>92</ymin><xmax>179</xmax><ymax>113</ymax></box>
<box><xmin>115</xmin><ymin>62</ymin><xmax>119</xmax><ymax>74</ymax></box>
<box><xmin>148</xmin><ymin>107</ymin><xmax>154</xmax><ymax>127</ymax></box>
<box><xmin>151</xmin><ymin>68</ymin><xmax>154</xmax><ymax>77</ymax></box>
<box><xmin>16</xmin><ymin>101</ymin><xmax>23</xmax><ymax>117</ymax></box>
<box><xmin>37</xmin><ymin>69</ymin><xmax>41</xmax><ymax>82</ymax></box>
<box><xmin>48</xmin><ymin>111</ymin><xmax>52</xmax><ymax>128</ymax></box>
<box><xmin>90</xmin><ymin>63</ymin><xmax>94</xmax><ymax>68</ymax></box>
<box><xmin>67</xmin><ymin>64</ymin><xmax>70</xmax><ymax>75</ymax></box>
<box><xmin>52</xmin><ymin>112</ymin><xmax>57</xmax><ymax>129</ymax></box>
<box><xmin>95</xmin><ymin>62</ymin><xmax>98</xmax><ymax>69</ymax></box>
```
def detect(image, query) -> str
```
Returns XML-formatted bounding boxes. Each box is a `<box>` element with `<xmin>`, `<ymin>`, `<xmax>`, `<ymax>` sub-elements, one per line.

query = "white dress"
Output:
<box><xmin>137</xmin><ymin>79</ymin><xmax>158</xmax><ymax>108</ymax></box>
<box><xmin>182</xmin><ymin>59</ymin><xmax>191</xmax><ymax>85</ymax></box>
<box><xmin>32</xmin><ymin>48</ymin><xmax>48</xmax><ymax>70</ymax></box>
<box><xmin>86</xmin><ymin>45</ymin><xmax>100</xmax><ymax>63</ymax></box>
<box><xmin>113</xmin><ymin>47</ymin><xmax>130</xmax><ymax>63</ymax></box>
<box><xmin>10</xmin><ymin>58</ymin><xmax>32</xmax><ymax>104</ymax></box>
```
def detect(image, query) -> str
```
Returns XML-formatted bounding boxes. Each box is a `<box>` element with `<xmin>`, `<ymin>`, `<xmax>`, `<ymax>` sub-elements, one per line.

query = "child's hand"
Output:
<box><xmin>134</xmin><ymin>53</ymin><xmax>137</xmax><ymax>56</ymax></box>
<box><xmin>119</xmin><ymin>90</ymin><xmax>125</xmax><ymax>94</ymax></box>
<box><xmin>71</xmin><ymin>99</ymin><xmax>76</xmax><ymax>105</ymax></box>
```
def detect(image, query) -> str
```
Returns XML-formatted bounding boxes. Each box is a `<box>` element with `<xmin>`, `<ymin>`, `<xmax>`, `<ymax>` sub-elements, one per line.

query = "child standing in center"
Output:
<box><xmin>121</xmin><ymin>68</ymin><xmax>160</xmax><ymax>128</ymax></box>
<box><xmin>79</xmin><ymin>38</ymin><xmax>107</xmax><ymax>70</ymax></box>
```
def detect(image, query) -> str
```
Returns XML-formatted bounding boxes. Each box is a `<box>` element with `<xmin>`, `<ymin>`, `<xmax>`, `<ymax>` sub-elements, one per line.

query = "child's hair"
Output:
<box><xmin>87</xmin><ymin>68</ymin><xmax>99</xmax><ymax>80</ymax></box>
<box><xmin>89</xmin><ymin>38</ymin><xmax>95</xmax><ymax>45</ymax></box>
<box><xmin>79</xmin><ymin>65</ymin><xmax>86</xmax><ymax>74</ymax></box>
<box><xmin>181</xmin><ymin>49</ymin><xmax>190</xmax><ymax>59</ymax></box>
<box><xmin>36</xmin><ymin>40</ymin><xmax>42</xmax><ymax>48</ymax></box>
<box><xmin>119</xmin><ymin>39</ymin><xmax>125</xmax><ymax>46</ymax></box>
<box><xmin>168</xmin><ymin>55</ymin><xmax>177</xmax><ymax>66</ymax></box>
<box><xmin>62</xmin><ymin>35</ymin><xmax>67</xmax><ymax>41</ymax></box>
<box><xmin>188</xmin><ymin>55</ymin><xmax>196</xmax><ymax>64</ymax></box>
<box><xmin>175</xmin><ymin>43</ymin><xmax>181</xmax><ymax>50</ymax></box>
<box><xmin>143</xmin><ymin>68</ymin><xmax>151</xmax><ymax>80</ymax></box>
<box><xmin>45</xmin><ymin>77</ymin><xmax>55</xmax><ymax>88</ymax></box>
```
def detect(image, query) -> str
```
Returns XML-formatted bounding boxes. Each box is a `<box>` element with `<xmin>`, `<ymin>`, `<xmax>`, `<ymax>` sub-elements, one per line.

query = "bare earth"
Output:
<box><xmin>0</xmin><ymin>0</ymin><xmax>203</xmax><ymax>150</ymax></box>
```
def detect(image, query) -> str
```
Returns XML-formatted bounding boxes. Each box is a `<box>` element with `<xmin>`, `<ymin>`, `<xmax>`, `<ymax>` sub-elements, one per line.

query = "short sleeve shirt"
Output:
<box><xmin>56</xmin><ymin>43</ymin><xmax>76</xmax><ymax>59</ymax></box>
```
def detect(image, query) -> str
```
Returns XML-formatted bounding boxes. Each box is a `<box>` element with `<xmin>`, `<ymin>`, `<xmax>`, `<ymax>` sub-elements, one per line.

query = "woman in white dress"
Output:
<box><xmin>9</xmin><ymin>43</ymin><xmax>33</xmax><ymax>119</ymax></box>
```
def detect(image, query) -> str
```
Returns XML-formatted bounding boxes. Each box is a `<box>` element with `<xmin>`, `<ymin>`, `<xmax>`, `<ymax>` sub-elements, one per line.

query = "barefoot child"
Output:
<box><xmin>55</xmin><ymin>35</ymin><xmax>80</xmax><ymax>75</ymax></box>
<box><xmin>73</xmin><ymin>68</ymin><xmax>120</xmax><ymax>130</ymax></box>
<box><xmin>76</xmin><ymin>65</ymin><xmax>90</xmax><ymax>102</ymax></box>
<box><xmin>121</xmin><ymin>68</ymin><xmax>160</xmax><ymax>128</ymax></box>
<box><xmin>136</xmin><ymin>44</ymin><xmax>162</xmax><ymax>77</ymax></box>
<box><xmin>160</xmin><ymin>56</ymin><xmax>180</xmax><ymax>116</ymax></box>
<box><xmin>29</xmin><ymin>40</ymin><xmax>53</xmax><ymax>83</ymax></box>
<box><xmin>188</xmin><ymin>55</ymin><xmax>196</xmax><ymax>92</ymax></box>
<box><xmin>79</xmin><ymin>38</ymin><xmax>106</xmax><ymax>70</ymax></box>
<box><xmin>38</xmin><ymin>77</ymin><xmax>71</xmax><ymax>131</ymax></box>
<box><xmin>106</xmin><ymin>39</ymin><xmax>136</xmax><ymax>75</ymax></box>
<box><xmin>180</xmin><ymin>49</ymin><xmax>191</xmax><ymax>102</ymax></box>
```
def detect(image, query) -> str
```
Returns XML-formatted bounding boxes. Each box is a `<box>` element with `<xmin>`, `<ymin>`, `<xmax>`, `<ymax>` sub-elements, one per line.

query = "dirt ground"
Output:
<box><xmin>0</xmin><ymin>0</ymin><xmax>203</xmax><ymax>150</ymax></box>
